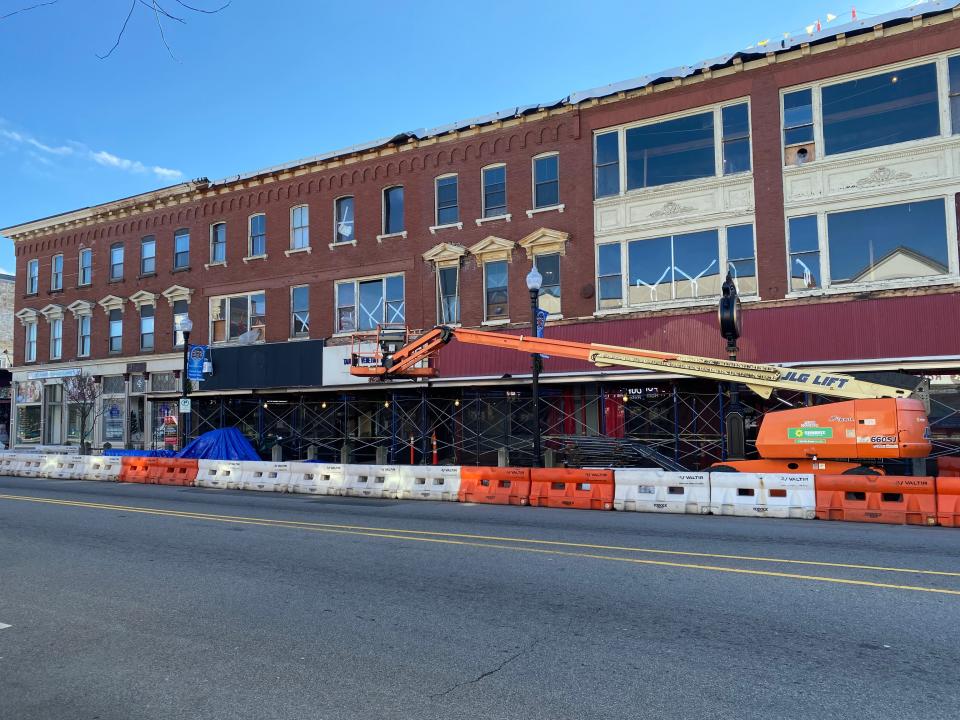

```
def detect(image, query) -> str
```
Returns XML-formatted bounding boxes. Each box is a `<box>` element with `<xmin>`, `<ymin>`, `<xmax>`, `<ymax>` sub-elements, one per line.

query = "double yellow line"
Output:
<box><xmin>2</xmin><ymin>491</ymin><xmax>959</xmax><ymax>596</ymax></box>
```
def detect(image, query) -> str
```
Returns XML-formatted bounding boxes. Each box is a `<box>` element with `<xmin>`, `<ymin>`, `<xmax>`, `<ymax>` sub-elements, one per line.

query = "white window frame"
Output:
<box><xmin>290</xmin><ymin>284</ymin><xmax>309</xmax><ymax>338</ymax></box>
<box><xmin>25</xmin><ymin>322</ymin><xmax>37</xmax><ymax>362</ymax></box>
<box><xmin>479</xmin><ymin>163</ymin><xmax>510</xmax><ymax>223</ymax></box>
<box><xmin>172</xmin><ymin>299</ymin><xmax>189</xmax><ymax>348</ymax></box>
<box><xmin>333</xmin><ymin>272</ymin><xmax>405</xmax><ymax>334</ymax></box>
<box><xmin>109</xmin><ymin>243</ymin><xmax>124</xmax><ymax>281</ymax></box>
<box><xmin>289</xmin><ymin>204</ymin><xmax>310</xmax><ymax>252</ymax></box>
<box><xmin>436</xmin><ymin>264</ymin><xmax>460</xmax><ymax>325</ymax></box>
<box><xmin>108</xmin><ymin>308</ymin><xmax>123</xmax><ymax>353</ymax></box>
<box><xmin>482</xmin><ymin>259</ymin><xmax>510</xmax><ymax>324</ymax></box>
<box><xmin>246</xmin><ymin>213</ymin><xmax>267</xmax><ymax>261</ymax></box>
<box><xmin>173</xmin><ymin>229</ymin><xmax>190</xmax><ymax>269</ymax></box>
<box><xmin>140</xmin><ymin>236</ymin><xmax>156</xmax><ymax>276</ymax></box>
<box><xmin>530</xmin><ymin>152</ymin><xmax>561</xmax><ymax>213</ymax></box>
<box><xmin>77</xmin><ymin>315</ymin><xmax>91</xmax><ymax>358</ymax></box>
<box><xmin>139</xmin><ymin>303</ymin><xmax>155</xmax><ymax>351</ymax></box>
<box><xmin>50</xmin><ymin>254</ymin><xmax>63</xmax><ymax>291</ymax></box>
<box><xmin>50</xmin><ymin>318</ymin><xmax>62</xmax><ymax>360</ymax></box>
<box><xmin>432</xmin><ymin>174</ymin><xmax>461</xmax><ymax>230</ymax></box>
<box><xmin>208</xmin><ymin>290</ymin><xmax>267</xmax><ymax>344</ymax></box>
<box><xmin>533</xmin><ymin>252</ymin><xmax>562</xmax><ymax>318</ymax></box>
<box><xmin>26</xmin><ymin>258</ymin><xmax>39</xmax><ymax>294</ymax></box>
<box><xmin>78</xmin><ymin>248</ymin><xmax>92</xmax><ymax>286</ymax></box>
<box><xmin>208</xmin><ymin>221</ymin><xmax>227</xmax><ymax>266</ymax></box>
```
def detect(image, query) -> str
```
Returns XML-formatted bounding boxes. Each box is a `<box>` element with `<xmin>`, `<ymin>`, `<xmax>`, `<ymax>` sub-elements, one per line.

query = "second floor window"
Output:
<box><xmin>77</xmin><ymin>315</ymin><xmax>91</xmax><ymax>357</ymax></box>
<box><xmin>110</xmin><ymin>243</ymin><xmax>124</xmax><ymax>280</ymax></box>
<box><xmin>173</xmin><ymin>299</ymin><xmax>189</xmax><ymax>347</ymax></box>
<box><xmin>335</xmin><ymin>196</ymin><xmax>354</xmax><ymax>243</ymax></box>
<box><xmin>534</xmin><ymin>253</ymin><xmax>561</xmax><ymax>316</ymax></box>
<box><xmin>25</xmin><ymin>322</ymin><xmax>37</xmax><ymax>362</ymax></box>
<box><xmin>291</xmin><ymin>285</ymin><xmax>309</xmax><ymax>337</ymax></box>
<box><xmin>437</xmin><ymin>266</ymin><xmax>459</xmax><ymax>325</ymax></box>
<box><xmin>50</xmin><ymin>318</ymin><xmax>62</xmax><ymax>359</ymax></box>
<box><xmin>533</xmin><ymin>154</ymin><xmax>559</xmax><ymax>208</ymax></box>
<box><xmin>140</xmin><ymin>304</ymin><xmax>154</xmax><ymax>351</ymax></box>
<box><xmin>483</xmin><ymin>165</ymin><xmax>507</xmax><ymax>218</ymax></box>
<box><xmin>51</xmin><ymin>254</ymin><xmax>63</xmax><ymax>291</ymax></box>
<box><xmin>484</xmin><ymin>260</ymin><xmax>509</xmax><ymax>321</ymax></box>
<box><xmin>140</xmin><ymin>236</ymin><xmax>156</xmax><ymax>275</ymax></box>
<box><xmin>210</xmin><ymin>222</ymin><xmax>226</xmax><ymax>264</ymax></box>
<box><xmin>291</xmin><ymin>206</ymin><xmax>309</xmax><ymax>249</ymax></box>
<box><xmin>79</xmin><ymin>248</ymin><xmax>92</xmax><ymax>285</ymax></box>
<box><xmin>335</xmin><ymin>275</ymin><xmax>404</xmax><ymax>332</ymax></box>
<box><xmin>436</xmin><ymin>175</ymin><xmax>459</xmax><ymax>225</ymax></box>
<box><xmin>174</xmin><ymin>229</ymin><xmax>190</xmax><ymax>269</ymax></box>
<box><xmin>27</xmin><ymin>259</ymin><xmax>38</xmax><ymax>294</ymax></box>
<box><xmin>210</xmin><ymin>292</ymin><xmax>266</xmax><ymax>343</ymax></box>
<box><xmin>249</xmin><ymin>214</ymin><xmax>266</xmax><ymax>257</ymax></box>
<box><xmin>383</xmin><ymin>187</ymin><xmax>404</xmax><ymax>235</ymax></box>
<box><xmin>108</xmin><ymin>309</ymin><xmax>122</xmax><ymax>352</ymax></box>
<box><xmin>788</xmin><ymin>216</ymin><xmax>821</xmax><ymax>291</ymax></box>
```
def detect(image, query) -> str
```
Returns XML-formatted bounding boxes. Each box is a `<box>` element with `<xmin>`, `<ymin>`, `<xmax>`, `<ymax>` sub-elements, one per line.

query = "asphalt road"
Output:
<box><xmin>1</xmin><ymin>476</ymin><xmax>959</xmax><ymax>720</ymax></box>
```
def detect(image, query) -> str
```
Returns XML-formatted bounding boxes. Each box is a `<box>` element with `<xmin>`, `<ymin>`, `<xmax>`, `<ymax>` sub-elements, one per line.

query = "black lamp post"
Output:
<box><xmin>718</xmin><ymin>272</ymin><xmax>745</xmax><ymax>459</ymax></box>
<box><xmin>526</xmin><ymin>265</ymin><xmax>543</xmax><ymax>467</ymax></box>
<box><xmin>178</xmin><ymin>315</ymin><xmax>193</xmax><ymax>451</ymax></box>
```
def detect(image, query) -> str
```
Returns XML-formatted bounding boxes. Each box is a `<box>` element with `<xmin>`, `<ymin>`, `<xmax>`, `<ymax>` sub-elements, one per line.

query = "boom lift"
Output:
<box><xmin>348</xmin><ymin>325</ymin><xmax>931</xmax><ymax>474</ymax></box>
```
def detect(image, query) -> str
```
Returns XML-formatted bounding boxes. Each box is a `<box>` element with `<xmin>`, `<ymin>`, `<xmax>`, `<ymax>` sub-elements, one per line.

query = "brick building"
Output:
<box><xmin>3</xmin><ymin>2</ymin><xmax>960</xmax><ymax>466</ymax></box>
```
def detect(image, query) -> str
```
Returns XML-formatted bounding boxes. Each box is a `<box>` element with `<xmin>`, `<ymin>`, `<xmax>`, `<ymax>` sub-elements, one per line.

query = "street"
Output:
<box><xmin>1</xmin><ymin>475</ymin><xmax>959</xmax><ymax>720</ymax></box>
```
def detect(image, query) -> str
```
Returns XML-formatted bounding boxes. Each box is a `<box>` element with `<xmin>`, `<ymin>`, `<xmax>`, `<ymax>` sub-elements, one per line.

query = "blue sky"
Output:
<box><xmin>0</xmin><ymin>0</ymin><xmax>910</xmax><ymax>275</ymax></box>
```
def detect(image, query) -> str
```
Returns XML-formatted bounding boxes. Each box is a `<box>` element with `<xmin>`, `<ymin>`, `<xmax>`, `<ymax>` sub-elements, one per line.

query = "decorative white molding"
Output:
<box><xmin>649</xmin><ymin>201</ymin><xmax>695</xmax><ymax>219</ymax></box>
<box><xmin>525</xmin><ymin>204</ymin><xmax>565</xmax><ymax>219</ymax></box>
<box><xmin>422</xmin><ymin>242</ymin><xmax>468</xmax><ymax>266</ymax></box>
<box><xmin>98</xmin><ymin>295</ymin><xmax>125</xmax><ymax>313</ymax></box>
<box><xmin>853</xmin><ymin>166</ymin><xmax>913</xmax><ymax>188</ymax></box>
<box><xmin>284</xmin><ymin>246</ymin><xmax>312</xmax><ymax>257</ymax></box>
<box><xmin>429</xmin><ymin>222</ymin><xmax>463</xmax><ymax>235</ymax></box>
<box><xmin>242</xmin><ymin>254</ymin><xmax>268</xmax><ymax>264</ymax></box>
<box><xmin>376</xmin><ymin>230</ymin><xmax>408</xmax><ymax>243</ymax></box>
<box><xmin>518</xmin><ymin>227</ymin><xmax>569</xmax><ymax>258</ymax></box>
<box><xmin>40</xmin><ymin>304</ymin><xmax>65</xmax><ymax>321</ymax></box>
<box><xmin>328</xmin><ymin>239</ymin><xmax>358</xmax><ymax>249</ymax></box>
<box><xmin>161</xmin><ymin>285</ymin><xmax>193</xmax><ymax>306</ymax></box>
<box><xmin>468</xmin><ymin>236</ymin><xmax>515</xmax><ymax>263</ymax></box>
<box><xmin>67</xmin><ymin>300</ymin><xmax>94</xmax><ymax>317</ymax></box>
<box><xmin>15</xmin><ymin>308</ymin><xmax>38</xmax><ymax>326</ymax></box>
<box><xmin>204</xmin><ymin>261</ymin><xmax>227</xmax><ymax>270</ymax></box>
<box><xmin>475</xmin><ymin>213</ymin><xmax>512</xmax><ymax>226</ymax></box>
<box><xmin>128</xmin><ymin>290</ymin><xmax>156</xmax><ymax>310</ymax></box>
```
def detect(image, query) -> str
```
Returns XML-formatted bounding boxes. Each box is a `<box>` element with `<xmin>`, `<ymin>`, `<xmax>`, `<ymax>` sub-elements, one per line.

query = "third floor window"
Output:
<box><xmin>27</xmin><ymin>259</ymin><xmax>38</xmax><ymax>294</ymax></box>
<box><xmin>483</xmin><ymin>165</ymin><xmax>507</xmax><ymax>218</ymax></box>
<box><xmin>174</xmin><ymin>229</ymin><xmax>190</xmax><ymax>269</ymax></box>
<box><xmin>435</xmin><ymin>175</ymin><xmax>459</xmax><ymax>226</ymax></box>
<box><xmin>335</xmin><ymin>196</ymin><xmax>354</xmax><ymax>244</ymax></box>
<box><xmin>383</xmin><ymin>186</ymin><xmax>404</xmax><ymax>235</ymax></box>
<box><xmin>110</xmin><ymin>243</ymin><xmax>124</xmax><ymax>280</ymax></box>
<box><xmin>140</xmin><ymin>236</ymin><xmax>156</xmax><ymax>275</ymax></box>
<box><xmin>533</xmin><ymin>154</ymin><xmax>559</xmax><ymax>208</ymax></box>
<box><xmin>249</xmin><ymin>214</ymin><xmax>266</xmax><ymax>257</ymax></box>
<box><xmin>51</xmin><ymin>254</ymin><xmax>63</xmax><ymax>291</ymax></box>
<box><xmin>291</xmin><ymin>205</ymin><xmax>309</xmax><ymax>249</ymax></box>
<box><xmin>79</xmin><ymin>248</ymin><xmax>92</xmax><ymax>286</ymax></box>
<box><xmin>210</xmin><ymin>222</ymin><xmax>226</xmax><ymax>264</ymax></box>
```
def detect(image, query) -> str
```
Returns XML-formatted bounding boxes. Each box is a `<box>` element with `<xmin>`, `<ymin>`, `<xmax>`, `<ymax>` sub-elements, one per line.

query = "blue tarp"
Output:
<box><xmin>176</xmin><ymin>427</ymin><xmax>260</xmax><ymax>461</ymax></box>
<box><xmin>104</xmin><ymin>449</ymin><xmax>176</xmax><ymax>458</ymax></box>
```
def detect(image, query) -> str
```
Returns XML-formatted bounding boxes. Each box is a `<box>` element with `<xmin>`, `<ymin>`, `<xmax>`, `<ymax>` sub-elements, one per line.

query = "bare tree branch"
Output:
<box><xmin>173</xmin><ymin>0</ymin><xmax>230</xmax><ymax>14</ymax></box>
<box><xmin>138</xmin><ymin>0</ymin><xmax>185</xmax><ymax>24</ymax></box>
<box><xmin>96</xmin><ymin>0</ymin><xmax>137</xmax><ymax>60</ymax></box>
<box><xmin>151</xmin><ymin>0</ymin><xmax>177</xmax><ymax>60</ymax></box>
<box><xmin>0</xmin><ymin>0</ymin><xmax>58</xmax><ymax>21</ymax></box>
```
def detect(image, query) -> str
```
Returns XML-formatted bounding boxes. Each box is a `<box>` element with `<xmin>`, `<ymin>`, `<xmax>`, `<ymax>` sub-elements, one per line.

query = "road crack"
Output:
<box><xmin>431</xmin><ymin>640</ymin><xmax>539</xmax><ymax>699</ymax></box>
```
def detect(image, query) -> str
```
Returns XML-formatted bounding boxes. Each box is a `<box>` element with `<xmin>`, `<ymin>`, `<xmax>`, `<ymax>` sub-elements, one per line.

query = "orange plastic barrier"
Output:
<box><xmin>529</xmin><ymin>468</ymin><xmax>614</xmax><ymax>511</ymax></box>
<box><xmin>149</xmin><ymin>458</ymin><xmax>199</xmax><ymax>487</ymax></box>
<box><xmin>815</xmin><ymin>475</ymin><xmax>937</xmax><ymax>526</ymax></box>
<box><xmin>936</xmin><ymin>476</ymin><xmax>960</xmax><ymax>528</ymax></box>
<box><xmin>458</xmin><ymin>466</ymin><xmax>530</xmax><ymax>505</ymax></box>
<box><xmin>119</xmin><ymin>457</ymin><xmax>153</xmax><ymax>484</ymax></box>
<box><xmin>937</xmin><ymin>457</ymin><xmax>960</xmax><ymax>477</ymax></box>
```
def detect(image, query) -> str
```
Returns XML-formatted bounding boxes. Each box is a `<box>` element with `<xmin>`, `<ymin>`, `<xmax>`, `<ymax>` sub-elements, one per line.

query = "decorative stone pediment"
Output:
<box><xmin>98</xmin><ymin>295</ymin><xmax>125</xmax><ymax>313</ymax></box>
<box><xmin>129</xmin><ymin>290</ymin><xmax>157</xmax><ymax>310</ymax></box>
<box><xmin>161</xmin><ymin>284</ymin><xmax>194</xmax><ymax>306</ymax></box>
<box><xmin>15</xmin><ymin>307</ymin><xmax>38</xmax><ymax>326</ymax></box>
<box><xmin>468</xmin><ymin>236</ymin><xmax>515</xmax><ymax>264</ymax></box>
<box><xmin>40</xmin><ymin>304</ymin><xmax>64</xmax><ymax>321</ymax></box>
<box><xmin>67</xmin><ymin>300</ymin><xmax>94</xmax><ymax>318</ymax></box>
<box><xmin>518</xmin><ymin>227</ymin><xmax>569</xmax><ymax>258</ymax></box>
<box><xmin>422</xmin><ymin>243</ymin><xmax>467</xmax><ymax>267</ymax></box>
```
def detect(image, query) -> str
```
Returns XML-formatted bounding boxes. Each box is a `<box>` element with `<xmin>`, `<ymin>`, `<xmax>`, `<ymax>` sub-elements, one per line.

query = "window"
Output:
<box><xmin>535</xmin><ymin>253</ymin><xmax>561</xmax><ymax>315</ymax></box>
<box><xmin>110</xmin><ymin>243</ymin><xmax>124</xmax><ymax>280</ymax></box>
<box><xmin>950</xmin><ymin>56</ymin><xmax>960</xmax><ymax>135</ymax></box>
<box><xmin>77</xmin><ymin>315</ymin><xmax>91</xmax><ymax>357</ymax></box>
<box><xmin>335</xmin><ymin>275</ymin><xmax>404</xmax><ymax>332</ymax></box>
<box><xmin>173</xmin><ymin>299</ymin><xmax>188</xmax><ymax>347</ymax></box>
<box><xmin>27</xmin><ymin>259</ymin><xmax>38</xmax><ymax>294</ymax></box>
<box><xmin>79</xmin><ymin>248</ymin><xmax>92</xmax><ymax>285</ymax></box>
<box><xmin>291</xmin><ymin>285</ymin><xmax>309</xmax><ymax>337</ymax></box>
<box><xmin>140</xmin><ymin>304</ymin><xmax>154</xmax><ymax>351</ymax></box>
<box><xmin>628</xmin><ymin>230</ymin><xmax>721</xmax><ymax>304</ymax></box>
<box><xmin>383</xmin><ymin>187</ymin><xmax>404</xmax><ymax>235</ymax></box>
<box><xmin>822</xmin><ymin>63</ymin><xmax>940</xmax><ymax>155</ymax></box>
<box><xmin>210</xmin><ymin>292</ymin><xmax>266</xmax><ymax>343</ymax></box>
<box><xmin>17</xmin><ymin>404</ymin><xmax>41</xmax><ymax>444</ymax></box>
<box><xmin>484</xmin><ymin>261</ymin><xmax>509</xmax><ymax>321</ymax></box>
<box><xmin>210</xmin><ymin>222</ymin><xmax>226</xmax><ymax>263</ymax></box>
<box><xmin>51</xmin><ymin>254</ymin><xmax>63</xmax><ymax>291</ymax></box>
<box><xmin>174</xmin><ymin>229</ymin><xmax>190</xmax><ymax>269</ymax></box>
<box><xmin>25</xmin><ymin>322</ymin><xmax>37</xmax><ymax>362</ymax></box>
<box><xmin>597</xmin><ymin>244</ymin><xmax>622</xmax><ymax>309</ymax></box>
<box><xmin>436</xmin><ymin>175</ymin><xmax>459</xmax><ymax>226</ymax></box>
<box><xmin>627</xmin><ymin>111</ymin><xmax>714</xmax><ymax>189</ymax></box>
<box><xmin>722</xmin><ymin>103</ymin><xmax>751</xmax><ymax>175</ymax></box>
<box><xmin>335</xmin><ymin>197</ymin><xmax>354</xmax><ymax>243</ymax></box>
<box><xmin>101</xmin><ymin>376</ymin><xmax>125</xmax><ymax>444</ymax></box>
<box><xmin>788</xmin><ymin>216</ymin><xmax>821</xmax><ymax>291</ymax></box>
<box><xmin>533</xmin><ymin>154</ymin><xmax>559</xmax><ymax>208</ymax></box>
<box><xmin>140</xmin><ymin>236</ymin><xmax>156</xmax><ymax>275</ymax></box>
<box><xmin>483</xmin><ymin>165</ymin><xmax>507</xmax><ymax>218</ymax></box>
<box><xmin>594</xmin><ymin>132</ymin><xmax>620</xmax><ymax>198</ymax></box>
<box><xmin>726</xmin><ymin>224</ymin><xmax>757</xmax><ymax>296</ymax></box>
<box><xmin>249</xmin><ymin>214</ymin><xmax>266</xmax><ymax>257</ymax></box>
<box><xmin>437</xmin><ymin>266</ymin><xmax>459</xmax><ymax>324</ymax></box>
<box><xmin>108</xmin><ymin>309</ymin><xmax>122</xmax><ymax>352</ymax></box>
<box><xmin>291</xmin><ymin>206</ymin><xmax>309</xmax><ymax>249</ymax></box>
<box><xmin>783</xmin><ymin>88</ymin><xmax>814</xmax><ymax>166</ymax></box>
<box><xmin>50</xmin><ymin>318</ymin><xmax>62</xmax><ymax>359</ymax></box>
<box><xmin>827</xmin><ymin>199</ymin><xmax>948</xmax><ymax>285</ymax></box>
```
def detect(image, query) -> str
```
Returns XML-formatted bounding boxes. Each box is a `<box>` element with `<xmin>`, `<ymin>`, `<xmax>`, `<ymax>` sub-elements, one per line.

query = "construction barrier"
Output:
<box><xmin>614</xmin><ymin>470</ymin><xmax>710</xmax><ymax>514</ymax></box>
<box><xmin>457</xmin><ymin>466</ymin><xmax>531</xmax><ymax>505</ymax></box>
<box><xmin>341</xmin><ymin>465</ymin><xmax>402</xmax><ymax>498</ymax></box>
<box><xmin>148</xmin><ymin>458</ymin><xmax>199</xmax><ymax>486</ymax></box>
<box><xmin>120</xmin><ymin>456</ymin><xmax>153</xmax><ymax>484</ymax></box>
<box><xmin>288</xmin><ymin>463</ymin><xmax>346</xmax><ymax>495</ymax></box>
<box><xmin>85</xmin><ymin>456</ymin><xmax>122</xmax><ymax>482</ymax></box>
<box><xmin>0</xmin><ymin>453</ymin><xmax>24</xmax><ymax>476</ymax></box>
<box><xmin>196</xmin><ymin>460</ymin><xmax>243</xmax><ymax>489</ymax></box>
<box><xmin>47</xmin><ymin>455</ymin><xmax>89</xmax><ymax>480</ymax></box>
<box><xmin>238</xmin><ymin>462</ymin><xmax>292</xmax><ymax>492</ymax></box>
<box><xmin>937</xmin><ymin>457</ymin><xmax>960</xmax><ymax>477</ymax></box>
<box><xmin>397</xmin><ymin>466</ymin><xmax>461</xmax><ymax>501</ymax></box>
<box><xmin>529</xmin><ymin>468</ymin><xmax>615</xmax><ymax>510</ymax></box>
<box><xmin>815</xmin><ymin>475</ymin><xmax>938</xmax><ymax>525</ymax></box>
<box><xmin>709</xmin><ymin>473</ymin><xmax>815</xmax><ymax>519</ymax></box>
<box><xmin>935</xmin><ymin>476</ymin><xmax>960</xmax><ymax>528</ymax></box>
<box><xmin>18</xmin><ymin>455</ymin><xmax>46</xmax><ymax>478</ymax></box>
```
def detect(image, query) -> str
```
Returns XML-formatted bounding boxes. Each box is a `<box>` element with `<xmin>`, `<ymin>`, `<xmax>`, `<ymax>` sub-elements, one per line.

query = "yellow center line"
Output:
<box><xmin>3</xmin><ymin>492</ymin><xmax>960</xmax><ymax>596</ymax></box>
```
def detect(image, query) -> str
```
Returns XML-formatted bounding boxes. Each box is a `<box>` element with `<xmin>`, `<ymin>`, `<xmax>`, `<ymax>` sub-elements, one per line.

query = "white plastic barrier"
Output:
<box><xmin>396</xmin><ymin>465</ymin><xmax>461</xmax><ymax>501</ymax></box>
<box><xmin>196</xmin><ymin>460</ymin><xmax>243</xmax><ymax>489</ymax></box>
<box><xmin>239</xmin><ymin>462</ymin><xmax>292</xmax><ymax>492</ymax></box>
<box><xmin>18</xmin><ymin>455</ymin><xmax>46</xmax><ymax>478</ymax></box>
<box><xmin>83</xmin><ymin>455</ymin><xmax>122</xmax><ymax>482</ymax></box>
<box><xmin>288</xmin><ymin>463</ymin><xmax>346</xmax><ymax>495</ymax></box>
<box><xmin>614</xmin><ymin>469</ymin><xmax>711</xmax><ymax>514</ymax></box>
<box><xmin>708</xmin><ymin>473</ymin><xmax>815</xmax><ymax>519</ymax></box>
<box><xmin>0</xmin><ymin>453</ymin><xmax>27</xmax><ymax>476</ymax></box>
<box><xmin>341</xmin><ymin>465</ymin><xmax>402</xmax><ymax>498</ymax></box>
<box><xmin>47</xmin><ymin>455</ymin><xmax>90</xmax><ymax>480</ymax></box>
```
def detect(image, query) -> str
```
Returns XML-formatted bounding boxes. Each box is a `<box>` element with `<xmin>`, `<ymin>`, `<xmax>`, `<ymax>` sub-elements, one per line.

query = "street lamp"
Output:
<box><xmin>178</xmin><ymin>315</ymin><xmax>193</xmax><ymax>450</ymax></box>
<box><xmin>526</xmin><ymin>265</ymin><xmax>543</xmax><ymax>468</ymax></box>
<box><xmin>718</xmin><ymin>273</ymin><xmax>744</xmax><ymax>459</ymax></box>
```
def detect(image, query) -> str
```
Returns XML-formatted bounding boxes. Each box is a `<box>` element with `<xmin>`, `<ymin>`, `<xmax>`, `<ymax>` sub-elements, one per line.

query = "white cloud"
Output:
<box><xmin>1</xmin><ymin>128</ymin><xmax>73</xmax><ymax>156</ymax></box>
<box><xmin>0</xmin><ymin>268</ymin><xmax>12</xmax><ymax>275</ymax></box>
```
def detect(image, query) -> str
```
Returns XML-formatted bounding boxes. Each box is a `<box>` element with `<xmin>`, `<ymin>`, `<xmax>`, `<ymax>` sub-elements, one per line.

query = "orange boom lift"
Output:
<box><xmin>348</xmin><ymin>325</ymin><xmax>931</xmax><ymax>474</ymax></box>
